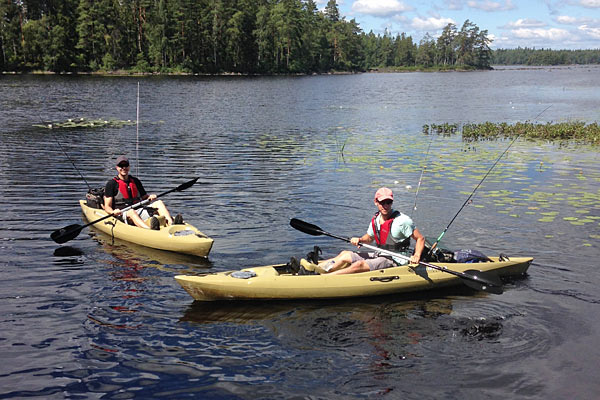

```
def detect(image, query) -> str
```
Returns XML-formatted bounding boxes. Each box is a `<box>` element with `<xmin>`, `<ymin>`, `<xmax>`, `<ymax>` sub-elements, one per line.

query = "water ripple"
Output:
<box><xmin>2</xmin><ymin>72</ymin><xmax>600</xmax><ymax>399</ymax></box>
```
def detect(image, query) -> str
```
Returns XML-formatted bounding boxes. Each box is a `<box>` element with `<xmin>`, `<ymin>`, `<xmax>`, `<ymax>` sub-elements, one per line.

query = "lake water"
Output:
<box><xmin>1</xmin><ymin>65</ymin><xmax>599</xmax><ymax>399</ymax></box>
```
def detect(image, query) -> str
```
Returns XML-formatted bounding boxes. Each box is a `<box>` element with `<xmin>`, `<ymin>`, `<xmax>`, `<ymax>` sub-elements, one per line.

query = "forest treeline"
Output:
<box><xmin>492</xmin><ymin>48</ymin><xmax>600</xmax><ymax>66</ymax></box>
<box><xmin>0</xmin><ymin>0</ymin><xmax>493</xmax><ymax>73</ymax></box>
<box><xmin>0</xmin><ymin>1</ymin><xmax>597</xmax><ymax>75</ymax></box>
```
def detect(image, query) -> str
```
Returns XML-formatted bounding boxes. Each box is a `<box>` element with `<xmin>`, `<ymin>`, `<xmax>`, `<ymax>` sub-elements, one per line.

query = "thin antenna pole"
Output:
<box><xmin>412</xmin><ymin>134</ymin><xmax>434</xmax><ymax>216</ymax></box>
<box><xmin>136</xmin><ymin>82</ymin><xmax>140</xmax><ymax>176</ymax></box>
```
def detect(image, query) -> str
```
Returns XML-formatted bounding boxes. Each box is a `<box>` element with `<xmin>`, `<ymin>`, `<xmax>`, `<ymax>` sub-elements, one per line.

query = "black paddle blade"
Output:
<box><xmin>176</xmin><ymin>177</ymin><xmax>199</xmax><ymax>192</ymax></box>
<box><xmin>50</xmin><ymin>224</ymin><xmax>83</xmax><ymax>244</ymax></box>
<box><xmin>462</xmin><ymin>269</ymin><xmax>504</xmax><ymax>294</ymax></box>
<box><xmin>289</xmin><ymin>218</ymin><xmax>324</xmax><ymax>236</ymax></box>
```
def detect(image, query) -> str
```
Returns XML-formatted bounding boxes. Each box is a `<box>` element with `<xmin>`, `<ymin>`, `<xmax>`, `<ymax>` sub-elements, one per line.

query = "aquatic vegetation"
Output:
<box><xmin>423</xmin><ymin>123</ymin><xmax>459</xmax><ymax>136</ymax></box>
<box><xmin>423</xmin><ymin>121</ymin><xmax>600</xmax><ymax>145</ymax></box>
<box><xmin>33</xmin><ymin>117</ymin><xmax>137</xmax><ymax>129</ymax></box>
<box><xmin>302</xmin><ymin>124</ymin><xmax>599</xmax><ymax>248</ymax></box>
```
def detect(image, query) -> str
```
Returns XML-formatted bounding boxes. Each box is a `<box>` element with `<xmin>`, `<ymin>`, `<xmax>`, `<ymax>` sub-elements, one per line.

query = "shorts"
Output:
<box><xmin>350</xmin><ymin>252</ymin><xmax>395</xmax><ymax>271</ymax></box>
<box><xmin>122</xmin><ymin>207</ymin><xmax>152</xmax><ymax>225</ymax></box>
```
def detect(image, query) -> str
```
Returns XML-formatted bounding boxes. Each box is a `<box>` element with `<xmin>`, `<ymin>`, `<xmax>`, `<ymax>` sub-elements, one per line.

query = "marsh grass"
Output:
<box><xmin>423</xmin><ymin>121</ymin><xmax>600</xmax><ymax>145</ymax></box>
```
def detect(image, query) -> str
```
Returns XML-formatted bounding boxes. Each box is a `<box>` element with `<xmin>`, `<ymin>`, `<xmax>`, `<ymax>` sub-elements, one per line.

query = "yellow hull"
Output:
<box><xmin>79</xmin><ymin>200</ymin><xmax>213</xmax><ymax>257</ymax></box>
<box><xmin>175</xmin><ymin>256</ymin><xmax>532</xmax><ymax>301</ymax></box>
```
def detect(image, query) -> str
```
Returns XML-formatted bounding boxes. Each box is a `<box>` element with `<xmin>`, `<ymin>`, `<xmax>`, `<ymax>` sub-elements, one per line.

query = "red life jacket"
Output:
<box><xmin>371</xmin><ymin>211</ymin><xmax>410</xmax><ymax>250</ymax></box>
<box><xmin>113</xmin><ymin>177</ymin><xmax>141</xmax><ymax>208</ymax></box>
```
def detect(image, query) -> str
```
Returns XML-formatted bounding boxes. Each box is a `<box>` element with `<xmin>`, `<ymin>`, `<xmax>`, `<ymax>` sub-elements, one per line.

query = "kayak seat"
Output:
<box><xmin>150</xmin><ymin>216</ymin><xmax>160</xmax><ymax>230</ymax></box>
<box><xmin>299</xmin><ymin>259</ymin><xmax>319</xmax><ymax>275</ymax></box>
<box><xmin>287</xmin><ymin>257</ymin><xmax>300</xmax><ymax>274</ymax></box>
<box><xmin>145</xmin><ymin>214</ymin><xmax>166</xmax><ymax>228</ymax></box>
<box><xmin>305</xmin><ymin>245</ymin><xmax>322</xmax><ymax>264</ymax></box>
<box><xmin>174</xmin><ymin>213</ymin><xmax>184</xmax><ymax>225</ymax></box>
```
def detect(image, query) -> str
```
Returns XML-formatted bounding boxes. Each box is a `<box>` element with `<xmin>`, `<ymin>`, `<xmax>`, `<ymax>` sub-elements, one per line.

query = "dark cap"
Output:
<box><xmin>116</xmin><ymin>155</ymin><xmax>129</xmax><ymax>166</ymax></box>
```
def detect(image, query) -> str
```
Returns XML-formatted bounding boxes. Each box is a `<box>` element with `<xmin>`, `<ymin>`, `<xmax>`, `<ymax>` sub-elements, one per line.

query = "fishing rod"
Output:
<box><xmin>49</xmin><ymin>125</ymin><xmax>92</xmax><ymax>190</ymax></box>
<box><xmin>412</xmin><ymin>133</ymin><xmax>435</xmax><ymax>215</ymax></box>
<box><xmin>427</xmin><ymin>105</ymin><xmax>552</xmax><ymax>255</ymax></box>
<box><xmin>136</xmin><ymin>82</ymin><xmax>140</xmax><ymax>176</ymax></box>
<box><xmin>290</xmin><ymin>218</ymin><xmax>504</xmax><ymax>294</ymax></box>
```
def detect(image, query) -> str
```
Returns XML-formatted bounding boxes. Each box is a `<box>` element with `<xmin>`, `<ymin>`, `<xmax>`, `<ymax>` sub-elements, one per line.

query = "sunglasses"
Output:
<box><xmin>378</xmin><ymin>199</ymin><xmax>393</xmax><ymax>206</ymax></box>
<box><xmin>117</xmin><ymin>163</ymin><xmax>130</xmax><ymax>168</ymax></box>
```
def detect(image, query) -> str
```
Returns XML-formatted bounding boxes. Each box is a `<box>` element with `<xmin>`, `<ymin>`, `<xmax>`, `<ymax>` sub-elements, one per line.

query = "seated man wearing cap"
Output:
<box><xmin>103</xmin><ymin>155</ymin><xmax>181</xmax><ymax>230</ymax></box>
<box><xmin>302</xmin><ymin>187</ymin><xmax>425</xmax><ymax>275</ymax></box>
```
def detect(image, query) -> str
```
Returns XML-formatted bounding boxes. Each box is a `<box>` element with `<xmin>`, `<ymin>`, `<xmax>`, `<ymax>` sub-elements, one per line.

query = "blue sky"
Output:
<box><xmin>323</xmin><ymin>0</ymin><xmax>600</xmax><ymax>49</ymax></box>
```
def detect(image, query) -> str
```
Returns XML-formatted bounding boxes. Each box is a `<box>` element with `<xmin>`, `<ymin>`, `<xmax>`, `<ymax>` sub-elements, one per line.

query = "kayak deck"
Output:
<box><xmin>79</xmin><ymin>200</ymin><xmax>213</xmax><ymax>257</ymax></box>
<box><xmin>175</xmin><ymin>256</ymin><xmax>532</xmax><ymax>301</ymax></box>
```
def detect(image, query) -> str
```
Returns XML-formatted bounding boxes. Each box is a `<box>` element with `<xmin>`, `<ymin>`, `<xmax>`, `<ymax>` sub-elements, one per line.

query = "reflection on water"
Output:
<box><xmin>53</xmin><ymin>245</ymin><xmax>84</xmax><ymax>257</ymax></box>
<box><xmin>1</xmin><ymin>68</ymin><xmax>599</xmax><ymax>398</ymax></box>
<box><xmin>89</xmin><ymin>226</ymin><xmax>213</xmax><ymax>271</ymax></box>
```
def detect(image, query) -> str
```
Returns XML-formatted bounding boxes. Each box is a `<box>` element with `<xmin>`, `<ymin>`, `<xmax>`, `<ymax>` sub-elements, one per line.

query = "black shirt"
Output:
<box><xmin>105</xmin><ymin>176</ymin><xmax>147</xmax><ymax>209</ymax></box>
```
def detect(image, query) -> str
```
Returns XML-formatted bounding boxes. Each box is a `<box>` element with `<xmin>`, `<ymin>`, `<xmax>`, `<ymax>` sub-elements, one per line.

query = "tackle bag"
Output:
<box><xmin>453</xmin><ymin>249</ymin><xmax>492</xmax><ymax>263</ymax></box>
<box><xmin>86</xmin><ymin>187</ymin><xmax>105</xmax><ymax>209</ymax></box>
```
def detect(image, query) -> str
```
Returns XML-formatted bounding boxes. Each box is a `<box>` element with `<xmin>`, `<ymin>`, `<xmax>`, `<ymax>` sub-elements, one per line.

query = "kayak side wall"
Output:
<box><xmin>175</xmin><ymin>257</ymin><xmax>532</xmax><ymax>301</ymax></box>
<box><xmin>79</xmin><ymin>200</ymin><xmax>214</xmax><ymax>257</ymax></box>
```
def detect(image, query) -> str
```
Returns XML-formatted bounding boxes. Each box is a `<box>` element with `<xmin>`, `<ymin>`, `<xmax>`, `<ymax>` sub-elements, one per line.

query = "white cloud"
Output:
<box><xmin>410</xmin><ymin>16</ymin><xmax>456</xmax><ymax>31</ymax></box>
<box><xmin>489</xmin><ymin>35</ymin><xmax>513</xmax><ymax>48</ymax></box>
<box><xmin>512</xmin><ymin>27</ymin><xmax>571</xmax><ymax>41</ymax></box>
<box><xmin>467</xmin><ymin>0</ymin><xmax>515</xmax><ymax>12</ymax></box>
<box><xmin>578</xmin><ymin>0</ymin><xmax>600</xmax><ymax>8</ymax></box>
<box><xmin>556</xmin><ymin>15</ymin><xmax>582</xmax><ymax>25</ymax></box>
<box><xmin>579</xmin><ymin>24</ymin><xmax>600</xmax><ymax>38</ymax></box>
<box><xmin>502</xmin><ymin>18</ymin><xmax>547</xmax><ymax>28</ymax></box>
<box><xmin>352</xmin><ymin>0</ymin><xmax>413</xmax><ymax>17</ymax></box>
<box><xmin>556</xmin><ymin>15</ymin><xmax>600</xmax><ymax>26</ymax></box>
<box><xmin>443</xmin><ymin>0</ymin><xmax>464</xmax><ymax>10</ymax></box>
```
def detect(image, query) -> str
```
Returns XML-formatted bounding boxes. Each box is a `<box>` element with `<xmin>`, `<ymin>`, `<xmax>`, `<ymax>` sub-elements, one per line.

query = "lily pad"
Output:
<box><xmin>33</xmin><ymin>117</ymin><xmax>136</xmax><ymax>129</ymax></box>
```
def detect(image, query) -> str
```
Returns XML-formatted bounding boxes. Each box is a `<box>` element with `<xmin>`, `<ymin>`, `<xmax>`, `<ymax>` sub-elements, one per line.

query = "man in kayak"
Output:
<box><xmin>302</xmin><ymin>187</ymin><xmax>425</xmax><ymax>275</ymax></box>
<box><xmin>103</xmin><ymin>155</ymin><xmax>182</xmax><ymax>230</ymax></box>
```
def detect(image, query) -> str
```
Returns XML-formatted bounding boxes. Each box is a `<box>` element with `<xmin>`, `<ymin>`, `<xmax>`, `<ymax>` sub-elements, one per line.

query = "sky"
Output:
<box><xmin>324</xmin><ymin>0</ymin><xmax>600</xmax><ymax>49</ymax></box>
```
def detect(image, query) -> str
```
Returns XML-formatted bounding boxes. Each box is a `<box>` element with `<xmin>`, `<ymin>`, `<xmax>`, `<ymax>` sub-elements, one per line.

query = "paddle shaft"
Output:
<box><xmin>51</xmin><ymin>177</ymin><xmax>198</xmax><ymax>243</ymax></box>
<box><xmin>289</xmin><ymin>218</ymin><xmax>503</xmax><ymax>293</ymax></box>
<box><xmin>309</xmin><ymin>226</ymin><xmax>477</xmax><ymax>281</ymax></box>
<box><xmin>79</xmin><ymin>196</ymin><xmax>152</xmax><ymax>231</ymax></box>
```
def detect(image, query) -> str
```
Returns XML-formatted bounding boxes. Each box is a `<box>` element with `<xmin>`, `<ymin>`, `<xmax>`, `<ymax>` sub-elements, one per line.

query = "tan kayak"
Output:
<box><xmin>79</xmin><ymin>200</ymin><xmax>213</xmax><ymax>257</ymax></box>
<box><xmin>175</xmin><ymin>255</ymin><xmax>532</xmax><ymax>301</ymax></box>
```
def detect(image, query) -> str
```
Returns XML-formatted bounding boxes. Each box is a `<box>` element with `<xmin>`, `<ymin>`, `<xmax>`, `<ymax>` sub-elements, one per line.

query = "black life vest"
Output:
<box><xmin>371</xmin><ymin>210</ymin><xmax>411</xmax><ymax>251</ymax></box>
<box><xmin>112</xmin><ymin>177</ymin><xmax>141</xmax><ymax>209</ymax></box>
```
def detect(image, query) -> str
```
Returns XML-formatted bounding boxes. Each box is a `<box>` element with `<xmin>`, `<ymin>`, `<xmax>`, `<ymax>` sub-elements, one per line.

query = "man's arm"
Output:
<box><xmin>351</xmin><ymin>233</ymin><xmax>373</xmax><ymax>246</ymax></box>
<box><xmin>103</xmin><ymin>180</ymin><xmax>119</xmax><ymax>214</ymax></box>
<box><xmin>411</xmin><ymin>228</ymin><xmax>425</xmax><ymax>263</ymax></box>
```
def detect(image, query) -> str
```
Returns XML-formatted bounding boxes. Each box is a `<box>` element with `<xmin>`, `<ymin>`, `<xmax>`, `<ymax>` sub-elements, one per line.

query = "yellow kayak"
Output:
<box><xmin>79</xmin><ymin>200</ymin><xmax>213</xmax><ymax>257</ymax></box>
<box><xmin>175</xmin><ymin>256</ymin><xmax>532</xmax><ymax>301</ymax></box>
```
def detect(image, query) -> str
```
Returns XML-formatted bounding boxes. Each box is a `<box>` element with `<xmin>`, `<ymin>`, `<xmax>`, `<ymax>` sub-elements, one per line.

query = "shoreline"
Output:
<box><xmin>3</xmin><ymin>64</ymin><xmax>598</xmax><ymax>77</ymax></box>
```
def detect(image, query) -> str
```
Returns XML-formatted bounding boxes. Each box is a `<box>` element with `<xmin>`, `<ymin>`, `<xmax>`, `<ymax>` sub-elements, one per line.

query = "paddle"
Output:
<box><xmin>289</xmin><ymin>218</ymin><xmax>503</xmax><ymax>294</ymax></box>
<box><xmin>51</xmin><ymin>177</ymin><xmax>199</xmax><ymax>244</ymax></box>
